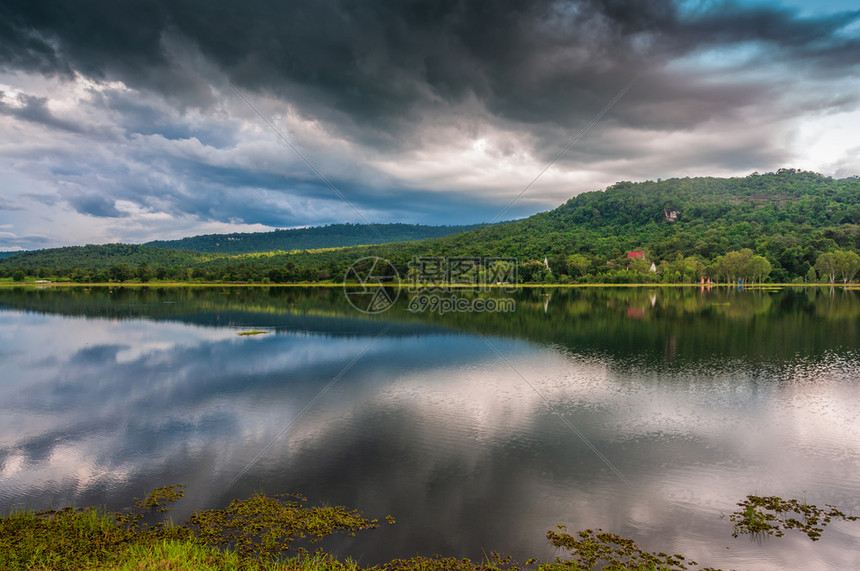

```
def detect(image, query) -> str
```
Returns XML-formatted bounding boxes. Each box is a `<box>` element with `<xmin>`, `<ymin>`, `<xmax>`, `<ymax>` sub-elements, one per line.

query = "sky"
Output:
<box><xmin>0</xmin><ymin>0</ymin><xmax>859</xmax><ymax>251</ymax></box>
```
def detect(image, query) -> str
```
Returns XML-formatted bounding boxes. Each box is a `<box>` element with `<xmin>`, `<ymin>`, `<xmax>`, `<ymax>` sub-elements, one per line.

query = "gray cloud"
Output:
<box><xmin>0</xmin><ymin>231</ymin><xmax>52</xmax><ymax>249</ymax></box>
<box><xmin>0</xmin><ymin>92</ymin><xmax>87</xmax><ymax>133</ymax></box>
<box><xmin>0</xmin><ymin>196</ymin><xmax>23</xmax><ymax>211</ymax></box>
<box><xmin>3</xmin><ymin>1</ymin><xmax>858</xmax><ymax>135</ymax></box>
<box><xmin>66</xmin><ymin>192</ymin><xmax>125</xmax><ymax>218</ymax></box>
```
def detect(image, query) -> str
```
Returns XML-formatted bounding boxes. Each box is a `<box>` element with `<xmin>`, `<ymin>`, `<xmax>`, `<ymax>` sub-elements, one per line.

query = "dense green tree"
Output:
<box><xmin>108</xmin><ymin>263</ymin><xmax>131</xmax><ymax>283</ymax></box>
<box><xmin>566</xmin><ymin>254</ymin><xmax>590</xmax><ymax>278</ymax></box>
<box><xmin>834</xmin><ymin>250</ymin><xmax>860</xmax><ymax>283</ymax></box>
<box><xmin>520</xmin><ymin>260</ymin><xmax>549</xmax><ymax>283</ymax></box>
<box><xmin>745</xmin><ymin>256</ymin><xmax>772</xmax><ymax>284</ymax></box>
<box><xmin>137</xmin><ymin>262</ymin><xmax>153</xmax><ymax>283</ymax></box>
<box><xmin>714</xmin><ymin>249</ymin><xmax>753</xmax><ymax>283</ymax></box>
<box><xmin>815</xmin><ymin>253</ymin><xmax>839</xmax><ymax>284</ymax></box>
<box><xmin>659</xmin><ymin>255</ymin><xmax>706</xmax><ymax>283</ymax></box>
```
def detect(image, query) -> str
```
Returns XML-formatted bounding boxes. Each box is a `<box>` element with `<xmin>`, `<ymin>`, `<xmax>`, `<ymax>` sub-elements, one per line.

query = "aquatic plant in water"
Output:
<box><xmin>730</xmin><ymin>495</ymin><xmax>859</xmax><ymax>541</ymax></box>
<box><xmin>134</xmin><ymin>482</ymin><xmax>186</xmax><ymax>511</ymax></box>
<box><xmin>187</xmin><ymin>493</ymin><xmax>379</xmax><ymax>560</ymax></box>
<box><xmin>543</xmin><ymin>526</ymin><xmax>713</xmax><ymax>570</ymax></box>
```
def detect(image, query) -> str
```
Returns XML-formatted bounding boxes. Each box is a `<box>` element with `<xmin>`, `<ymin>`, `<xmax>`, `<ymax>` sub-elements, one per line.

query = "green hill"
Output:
<box><xmin>421</xmin><ymin>168</ymin><xmax>859</xmax><ymax>281</ymax></box>
<box><xmin>144</xmin><ymin>223</ymin><xmax>483</xmax><ymax>254</ymax></box>
<box><xmin>3</xmin><ymin>170</ymin><xmax>859</xmax><ymax>284</ymax></box>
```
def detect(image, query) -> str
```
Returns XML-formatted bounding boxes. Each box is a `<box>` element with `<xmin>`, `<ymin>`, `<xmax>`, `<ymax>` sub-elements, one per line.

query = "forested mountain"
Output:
<box><xmin>420</xmin><ymin>168</ymin><xmax>860</xmax><ymax>282</ymax></box>
<box><xmin>0</xmin><ymin>244</ymin><xmax>214</xmax><ymax>282</ymax></box>
<box><xmin>145</xmin><ymin>223</ymin><xmax>482</xmax><ymax>253</ymax></box>
<box><xmin>3</xmin><ymin>170</ymin><xmax>859</xmax><ymax>284</ymax></box>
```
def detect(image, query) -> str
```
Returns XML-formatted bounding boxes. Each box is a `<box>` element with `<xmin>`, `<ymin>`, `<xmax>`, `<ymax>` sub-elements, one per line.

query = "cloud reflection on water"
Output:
<box><xmin>0</xmin><ymin>289</ymin><xmax>859</xmax><ymax>569</ymax></box>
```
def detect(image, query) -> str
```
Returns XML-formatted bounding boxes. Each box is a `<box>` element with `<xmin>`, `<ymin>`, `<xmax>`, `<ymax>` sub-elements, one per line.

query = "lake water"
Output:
<box><xmin>1</xmin><ymin>285</ymin><xmax>859</xmax><ymax>569</ymax></box>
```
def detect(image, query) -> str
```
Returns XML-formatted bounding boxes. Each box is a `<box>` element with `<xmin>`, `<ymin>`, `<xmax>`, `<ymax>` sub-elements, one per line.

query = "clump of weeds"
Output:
<box><xmin>730</xmin><ymin>494</ymin><xmax>858</xmax><ymax>541</ymax></box>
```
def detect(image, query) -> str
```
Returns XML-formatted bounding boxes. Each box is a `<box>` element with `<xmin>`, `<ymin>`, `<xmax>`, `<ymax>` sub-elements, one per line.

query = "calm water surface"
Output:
<box><xmin>1</xmin><ymin>286</ymin><xmax>859</xmax><ymax>569</ymax></box>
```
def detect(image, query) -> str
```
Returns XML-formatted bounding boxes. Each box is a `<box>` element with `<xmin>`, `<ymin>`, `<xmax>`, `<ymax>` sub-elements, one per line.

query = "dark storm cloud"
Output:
<box><xmin>2</xmin><ymin>0</ymin><xmax>858</xmax><ymax>139</ymax></box>
<box><xmin>0</xmin><ymin>0</ymin><xmax>169</xmax><ymax>82</ymax></box>
<box><xmin>66</xmin><ymin>192</ymin><xmax>125</xmax><ymax>217</ymax></box>
<box><xmin>91</xmin><ymin>88</ymin><xmax>235</xmax><ymax>146</ymax></box>
<box><xmin>678</xmin><ymin>4</ymin><xmax>858</xmax><ymax>51</ymax></box>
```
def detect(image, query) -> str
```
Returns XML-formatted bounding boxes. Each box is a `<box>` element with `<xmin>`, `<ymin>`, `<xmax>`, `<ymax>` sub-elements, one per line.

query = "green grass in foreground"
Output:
<box><xmin>0</xmin><ymin>487</ymin><xmax>372</xmax><ymax>571</ymax></box>
<box><xmin>1</xmin><ymin>487</ymin><xmax>857</xmax><ymax>571</ymax></box>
